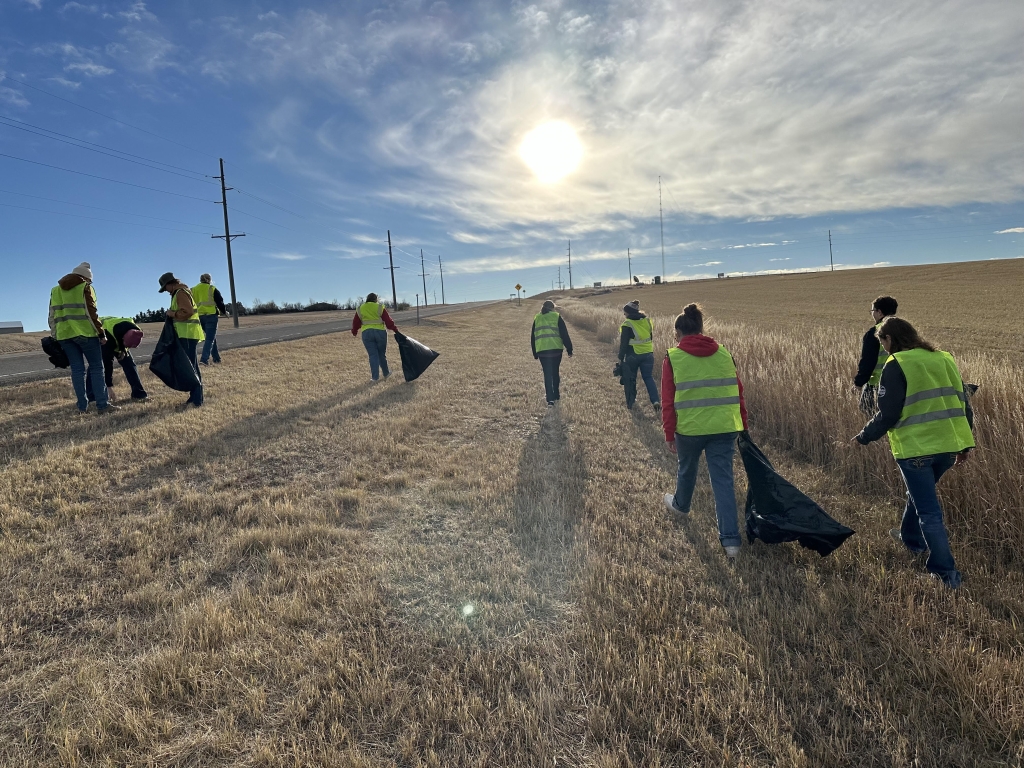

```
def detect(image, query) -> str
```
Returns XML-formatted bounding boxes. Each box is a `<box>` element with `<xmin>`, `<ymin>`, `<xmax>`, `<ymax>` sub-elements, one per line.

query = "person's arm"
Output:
<box><xmin>558</xmin><ymin>316</ymin><xmax>573</xmax><ymax>356</ymax></box>
<box><xmin>531</xmin><ymin>321</ymin><xmax>538</xmax><ymax>358</ymax></box>
<box><xmin>857</xmin><ymin>360</ymin><xmax>906</xmax><ymax>443</ymax></box>
<box><xmin>854</xmin><ymin>327</ymin><xmax>879</xmax><ymax>387</ymax></box>
<box><xmin>618</xmin><ymin>325</ymin><xmax>632</xmax><ymax>362</ymax></box>
<box><xmin>168</xmin><ymin>289</ymin><xmax>196</xmax><ymax>322</ymax></box>
<box><xmin>48</xmin><ymin>302</ymin><xmax>56</xmax><ymax>335</ymax></box>
<box><xmin>735</xmin><ymin>369</ymin><xmax>749</xmax><ymax>430</ymax></box>
<box><xmin>351</xmin><ymin>312</ymin><xmax>362</xmax><ymax>336</ymax></box>
<box><xmin>381</xmin><ymin>307</ymin><xmax>399</xmax><ymax>332</ymax></box>
<box><xmin>213</xmin><ymin>288</ymin><xmax>226</xmax><ymax>315</ymax></box>
<box><xmin>963</xmin><ymin>379</ymin><xmax>974</xmax><ymax>431</ymax></box>
<box><xmin>85</xmin><ymin>284</ymin><xmax>104</xmax><ymax>337</ymax></box>
<box><xmin>661</xmin><ymin>355</ymin><xmax>677</xmax><ymax>441</ymax></box>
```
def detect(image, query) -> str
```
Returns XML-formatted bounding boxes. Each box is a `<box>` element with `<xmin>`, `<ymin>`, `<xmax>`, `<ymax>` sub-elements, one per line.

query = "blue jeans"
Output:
<box><xmin>199</xmin><ymin>314</ymin><xmax>220</xmax><ymax>363</ymax></box>
<box><xmin>60</xmin><ymin>336</ymin><xmax>107</xmax><ymax>411</ymax></box>
<box><xmin>674</xmin><ymin>432</ymin><xmax>741</xmax><ymax>547</ymax></box>
<box><xmin>896</xmin><ymin>453</ymin><xmax>961</xmax><ymax>587</ymax></box>
<box><xmin>178</xmin><ymin>338</ymin><xmax>204</xmax><ymax>405</ymax></box>
<box><xmin>623</xmin><ymin>352</ymin><xmax>659</xmax><ymax>408</ymax></box>
<box><xmin>362</xmin><ymin>329</ymin><xmax>390</xmax><ymax>380</ymax></box>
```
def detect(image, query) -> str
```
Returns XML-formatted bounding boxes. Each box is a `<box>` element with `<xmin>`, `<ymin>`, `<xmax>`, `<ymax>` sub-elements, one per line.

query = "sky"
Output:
<box><xmin>1</xmin><ymin>0</ymin><xmax>1022</xmax><ymax>330</ymax></box>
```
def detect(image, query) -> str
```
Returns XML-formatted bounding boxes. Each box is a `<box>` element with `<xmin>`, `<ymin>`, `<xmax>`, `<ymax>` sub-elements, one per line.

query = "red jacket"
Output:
<box><xmin>351</xmin><ymin>307</ymin><xmax>398</xmax><ymax>335</ymax></box>
<box><xmin>661</xmin><ymin>334</ymin><xmax>748</xmax><ymax>442</ymax></box>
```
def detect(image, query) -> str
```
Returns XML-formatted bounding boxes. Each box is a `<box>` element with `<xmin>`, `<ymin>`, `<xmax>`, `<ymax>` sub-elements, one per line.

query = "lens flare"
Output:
<box><xmin>519</xmin><ymin>121</ymin><xmax>583</xmax><ymax>183</ymax></box>
<box><xmin>462</xmin><ymin>604</ymin><xmax>475</xmax><ymax>617</ymax></box>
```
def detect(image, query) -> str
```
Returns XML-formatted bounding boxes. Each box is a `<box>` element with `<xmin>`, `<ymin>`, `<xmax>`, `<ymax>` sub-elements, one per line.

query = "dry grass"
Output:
<box><xmin>1</xmin><ymin>301</ymin><xmax>1022</xmax><ymax>766</ymax></box>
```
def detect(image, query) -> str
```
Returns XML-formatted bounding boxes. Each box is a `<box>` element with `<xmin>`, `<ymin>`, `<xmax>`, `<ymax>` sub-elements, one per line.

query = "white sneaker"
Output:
<box><xmin>664</xmin><ymin>494</ymin><xmax>687</xmax><ymax>515</ymax></box>
<box><xmin>724</xmin><ymin>546</ymin><xmax>740</xmax><ymax>559</ymax></box>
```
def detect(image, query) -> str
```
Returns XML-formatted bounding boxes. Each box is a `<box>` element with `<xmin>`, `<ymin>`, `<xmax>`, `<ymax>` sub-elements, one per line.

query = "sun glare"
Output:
<box><xmin>519</xmin><ymin>121</ymin><xmax>583</xmax><ymax>183</ymax></box>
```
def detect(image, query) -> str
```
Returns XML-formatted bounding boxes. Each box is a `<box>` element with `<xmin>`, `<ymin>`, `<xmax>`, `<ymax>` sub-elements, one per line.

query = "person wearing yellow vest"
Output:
<box><xmin>87</xmin><ymin>316</ymin><xmax>147</xmax><ymax>402</ymax></box>
<box><xmin>159</xmin><ymin>271</ymin><xmax>205</xmax><ymax>407</ymax></box>
<box><xmin>192</xmin><ymin>273</ymin><xmax>226</xmax><ymax>365</ymax></box>
<box><xmin>853</xmin><ymin>317</ymin><xmax>974</xmax><ymax>588</ymax></box>
<box><xmin>661</xmin><ymin>304</ymin><xmax>748</xmax><ymax>559</ymax></box>
<box><xmin>852</xmin><ymin>295</ymin><xmax>898</xmax><ymax>414</ymax></box>
<box><xmin>531</xmin><ymin>300</ymin><xmax>573</xmax><ymax>406</ymax></box>
<box><xmin>617</xmin><ymin>300</ymin><xmax>660</xmax><ymax>413</ymax></box>
<box><xmin>47</xmin><ymin>261</ymin><xmax>118</xmax><ymax>414</ymax></box>
<box><xmin>351</xmin><ymin>293</ymin><xmax>399</xmax><ymax>381</ymax></box>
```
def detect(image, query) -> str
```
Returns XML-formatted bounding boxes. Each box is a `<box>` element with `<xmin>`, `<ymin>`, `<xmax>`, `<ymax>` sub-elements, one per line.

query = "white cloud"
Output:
<box><xmin>257</xmin><ymin>11</ymin><xmax>279</xmax><ymax>21</ymax></box>
<box><xmin>723</xmin><ymin>242</ymin><xmax>779</xmax><ymax>249</ymax></box>
<box><xmin>267</xmin><ymin>252</ymin><xmax>308</xmax><ymax>261</ymax></box>
<box><xmin>47</xmin><ymin>76</ymin><xmax>81</xmax><ymax>88</ymax></box>
<box><xmin>516</xmin><ymin>5</ymin><xmax>550</xmax><ymax>36</ymax></box>
<box><xmin>25</xmin><ymin>0</ymin><xmax>43</xmax><ymax>8</ymax></box>
<box><xmin>769</xmin><ymin>257</ymin><xmax>791</xmax><ymax>262</ymax></box>
<box><xmin>60</xmin><ymin>2</ymin><xmax>98</xmax><ymax>12</ymax></box>
<box><xmin>994</xmin><ymin>227</ymin><xmax>1024</xmax><ymax>233</ymax></box>
<box><xmin>65</xmin><ymin>61</ymin><xmax>114</xmax><ymax>76</ymax></box>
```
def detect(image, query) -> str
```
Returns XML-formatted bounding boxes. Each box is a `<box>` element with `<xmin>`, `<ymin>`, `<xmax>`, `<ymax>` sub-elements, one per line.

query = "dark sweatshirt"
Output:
<box><xmin>856</xmin><ymin>357</ymin><xmax>974</xmax><ymax>445</ymax></box>
<box><xmin>530</xmin><ymin>310</ymin><xmax>573</xmax><ymax>358</ymax></box>
<box><xmin>617</xmin><ymin>307</ymin><xmax>650</xmax><ymax>361</ymax></box>
<box><xmin>661</xmin><ymin>334</ymin><xmax>749</xmax><ymax>442</ymax></box>
<box><xmin>854</xmin><ymin>324</ymin><xmax>884</xmax><ymax>387</ymax></box>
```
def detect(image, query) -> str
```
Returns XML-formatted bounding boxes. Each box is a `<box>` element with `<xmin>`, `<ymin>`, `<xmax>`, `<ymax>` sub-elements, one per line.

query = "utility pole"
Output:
<box><xmin>416</xmin><ymin>294</ymin><xmax>420</xmax><ymax>325</ymax></box>
<box><xmin>567</xmin><ymin>240</ymin><xmax>573</xmax><ymax>290</ymax></box>
<box><xmin>437</xmin><ymin>254</ymin><xmax>445</xmax><ymax>305</ymax></box>
<box><xmin>386</xmin><ymin>230</ymin><xmax>399</xmax><ymax>310</ymax></box>
<box><xmin>828</xmin><ymin>230</ymin><xmax>834</xmax><ymax>272</ymax></box>
<box><xmin>419</xmin><ymin>248</ymin><xmax>430</xmax><ymax>307</ymax></box>
<box><xmin>628</xmin><ymin>247</ymin><xmax>632</xmax><ymax>287</ymax></box>
<box><xmin>557</xmin><ymin>266</ymin><xmax>563</xmax><ymax>291</ymax></box>
<box><xmin>212</xmin><ymin>158</ymin><xmax>245</xmax><ymax>328</ymax></box>
<box><xmin>659</xmin><ymin>176</ymin><xmax>666</xmax><ymax>281</ymax></box>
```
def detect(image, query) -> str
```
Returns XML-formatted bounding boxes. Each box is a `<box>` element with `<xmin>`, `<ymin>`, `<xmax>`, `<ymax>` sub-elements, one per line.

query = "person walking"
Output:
<box><xmin>158</xmin><ymin>272</ymin><xmax>205</xmax><ymax>407</ymax></box>
<box><xmin>352</xmin><ymin>293</ymin><xmax>399</xmax><ymax>382</ymax></box>
<box><xmin>852</xmin><ymin>317</ymin><xmax>974</xmax><ymax>588</ymax></box>
<box><xmin>531</xmin><ymin>299</ymin><xmax>573</xmax><ymax>406</ymax></box>
<box><xmin>853</xmin><ymin>295</ymin><xmax>898</xmax><ymax>413</ymax></box>
<box><xmin>192</xmin><ymin>273</ymin><xmax>226</xmax><ymax>365</ymax></box>
<box><xmin>618</xmin><ymin>299</ymin><xmax>660</xmax><ymax>414</ymax></box>
<box><xmin>661</xmin><ymin>304</ymin><xmax>748</xmax><ymax>559</ymax></box>
<box><xmin>88</xmin><ymin>316</ymin><xmax>147</xmax><ymax>402</ymax></box>
<box><xmin>48</xmin><ymin>261</ymin><xmax>118</xmax><ymax>414</ymax></box>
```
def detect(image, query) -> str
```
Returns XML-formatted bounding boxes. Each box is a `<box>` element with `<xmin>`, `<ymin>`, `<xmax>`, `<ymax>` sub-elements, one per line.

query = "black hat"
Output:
<box><xmin>158</xmin><ymin>272</ymin><xmax>178</xmax><ymax>292</ymax></box>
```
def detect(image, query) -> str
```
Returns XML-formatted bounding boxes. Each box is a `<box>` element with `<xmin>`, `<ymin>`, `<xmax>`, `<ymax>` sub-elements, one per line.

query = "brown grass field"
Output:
<box><xmin>1</xmin><ymin>274</ymin><xmax>1022</xmax><ymax>766</ymax></box>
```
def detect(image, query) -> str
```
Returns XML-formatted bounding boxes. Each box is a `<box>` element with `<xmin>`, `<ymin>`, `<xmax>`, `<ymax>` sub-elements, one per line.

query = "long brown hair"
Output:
<box><xmin>674</xmin><ymin>303</ymin><xmax>704</xmax><ymax>335</ymax></box>
<box><xmin>877</xmin><ymin>316</ymin><xmax>936</xmax><ymax>353</ymax></box>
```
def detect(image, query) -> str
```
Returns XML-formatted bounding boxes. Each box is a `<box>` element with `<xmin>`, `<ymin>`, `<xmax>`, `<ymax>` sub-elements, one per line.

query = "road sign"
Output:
<box><xmin>515</xmin><ymin>283</ymin><xmax>522</xmax><ymax>291</ymax></box>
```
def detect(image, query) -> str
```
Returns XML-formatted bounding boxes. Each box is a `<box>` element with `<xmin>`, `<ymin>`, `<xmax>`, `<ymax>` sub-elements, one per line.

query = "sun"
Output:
<box><xmin>519</xmin><ymin>121</ymin><xmax>583</xmax><ymax>183</ymax></box>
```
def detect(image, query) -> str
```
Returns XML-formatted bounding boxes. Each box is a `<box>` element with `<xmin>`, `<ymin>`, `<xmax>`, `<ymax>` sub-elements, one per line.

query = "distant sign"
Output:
<box><xmin>515</xmin><ymin>283</ymin><xmax>522</xmax><ymax>291</ymax></box>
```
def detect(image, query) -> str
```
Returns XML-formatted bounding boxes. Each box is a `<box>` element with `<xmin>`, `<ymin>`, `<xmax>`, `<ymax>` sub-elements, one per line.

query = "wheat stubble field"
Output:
<box><xmin>1</xmin><ymin>282</ymin><xmax>1022</xmax><ymax>766</ymax></box>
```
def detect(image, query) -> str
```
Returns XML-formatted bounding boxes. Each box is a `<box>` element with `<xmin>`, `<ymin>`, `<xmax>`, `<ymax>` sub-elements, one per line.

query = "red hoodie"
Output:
<box><xmin>661</xmin><ymin>334</ymin><xmax>748</xmax><ymax>442</ymax></box>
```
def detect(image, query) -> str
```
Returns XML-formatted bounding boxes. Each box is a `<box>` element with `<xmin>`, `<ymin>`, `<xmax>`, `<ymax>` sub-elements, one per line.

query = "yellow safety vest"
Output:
<box><xmin>171</xmin><ymin>288</ymin><xmax>205</xmax><ymax>341</ymax></box>
<box><xmin>668</xmin><ymin>345</ymin><xmax>744</xmax><ymax>436</ymax></box>
<box><xmin>621</xmin><ymin>317</ymin><xmax>654</xmax><ymax>354</ymax></box>
<box><xmin>868</xmin><ymin>321</ymin><xmax>888</xmax><ymax>386</ymax></box>
<box><xmin>358</xmin><ymin>302</ymin><xmax>387</xmax><ymax>332</ymax></box>
<box><xmin>886</xmin><ymin>348</ymin><xmax>975</xmax><ymax>459</ymax></box>
<box><xmin>533</xmin><ymin>311</ymin><xmax>564</xmax><ymax>352</ymax></box>
<box><xmin>50</xmin><ymin>282</ymin><xmax>99</xmax><ymax>341</ymax></box>
<box><xmin>191</xmin><ymin>283</ymin><xmax>218</xmax><ymax>316</ymax></box>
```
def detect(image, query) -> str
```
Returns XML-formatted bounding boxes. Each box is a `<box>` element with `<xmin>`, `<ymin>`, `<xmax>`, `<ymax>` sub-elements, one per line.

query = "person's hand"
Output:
<box><xmin>667</xmin><ymin>441</ymin><xmax>677</xmax><ymax>454</ymax></box>
<box><xmin>567</xmin><ymin>352</ymin><xmax>573</xmax><ymax>358</ymax></box>
<box><xmin>98</xmin><ymin>335</ymin><xmax>106</xmax><ymax>345</ymax></box>
<box><xmin>954</xmin><ymin>450</ymin><xmax>971</xmax><ymax>466</ymax></box>
<box><xmin>847</xmin><ymin>436</ymin><xmax>864</xmax><ymax>448</ymax></box>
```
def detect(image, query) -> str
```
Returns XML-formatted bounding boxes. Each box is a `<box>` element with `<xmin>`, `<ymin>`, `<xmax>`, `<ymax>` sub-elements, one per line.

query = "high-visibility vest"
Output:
<box><xmin>50</xmin><ymin>282</ymin><xmax>99</xmax><ymax>341</ymax></box>
<box><xmin>621</xmin><ymin>317</ymin><xmax>654</xmax><ymax>354</ymax></box>
<box><xmin>170</xmin><ymin>288</ymin><xmax>205</xmax><ymax>341</ymax></box>
<box><xmin>886</xmin><ymin>348</ymin><xmax>975</xmax><ymax>459</ymax></box>
<box><xmin>533</xmin><ymin>312</ymin><xmax>564</xmax><ymax>352</ymax></box>
<box><xmin>668</xmin><ymin>345</ymin><xmax>744</xmax><ymax>436</ymax></box>
<box><xmin>99</xmin><ymin>316</ymin><xmax>132</xmax><ymax>336</ymax></box>
<box><xmin>358</xmin><ymin>302</ymin><xmax>387</xmax><ymax>332</ymax></box>
<box><xmin>191</xmin><ymin>283</ymin><xmax>218</xmax><ymax>315</ymax></box>
<box><xmin>868</xmin><ymin>321</ymin><xmax>888</xmax><ymax>386</ymax></box>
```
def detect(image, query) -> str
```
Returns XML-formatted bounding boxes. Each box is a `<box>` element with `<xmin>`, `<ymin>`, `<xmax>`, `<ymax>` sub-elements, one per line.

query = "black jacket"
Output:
<box><xmin>856</xmin><ymin>357</ymin><xmax>974</xmax><ymax>445</ymax></box>
<box><xmin>854</xmin><ymin>325</ymin><xmax>882</xmax><ymax>387</ymax></box>
<box><xmin>213</xmin><ymin>287</ymin><xmax>226</xmax><ymax>315</ymax></box>
<box><xmin>531</xmin><ymin>311</ymin><xmax>573</xmax><ymax>358</ymax></box>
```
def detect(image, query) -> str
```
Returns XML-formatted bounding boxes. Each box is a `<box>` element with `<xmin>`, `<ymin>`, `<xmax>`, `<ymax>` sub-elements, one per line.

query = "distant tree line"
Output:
<box><xmin>134</xmin><ymin>296</ymin><xmax>411</xmax><ymax>324</ymax></box>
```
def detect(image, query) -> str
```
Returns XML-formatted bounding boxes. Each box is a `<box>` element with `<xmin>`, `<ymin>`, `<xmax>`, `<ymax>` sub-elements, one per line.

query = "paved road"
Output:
<box><xmin>0</xmin><ymin>301</ymin><xmax>496</xmax><ymax>386</ymax></box>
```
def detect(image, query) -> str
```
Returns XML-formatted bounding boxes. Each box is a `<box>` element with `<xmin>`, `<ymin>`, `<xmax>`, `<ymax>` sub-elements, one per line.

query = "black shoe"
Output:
<box><xmin>97</xmin><ymin>404</ymin><xmax>122</xmax><ymax>414</ymax></box>
<box><xmin>547</xmin><ymin>401</ymin><xmax>555</xmax><ymax>407</ymax></box>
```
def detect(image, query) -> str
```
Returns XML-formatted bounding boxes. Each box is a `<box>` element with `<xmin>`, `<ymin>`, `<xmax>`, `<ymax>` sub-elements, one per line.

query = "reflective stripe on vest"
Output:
<box><xmin>868</xmin><ymin>321</ymin><xmax>887</xmax><ymax>386</ymax></box>
<box><xmin>358</xmin><ymin>302</ymin><xmax>386</xmax><ymax>332</ymax></box>
<box><xmin>667</xmin><ymin>345</ymin><xmax>743</xmax><ymax>436</ymax></box>
<box><xmin>621</xmin><ymin>317</ymin><xmax>654</xmax><ymax>354</ymax></box>
<box><xmin>533</xmin><ymin>311</ymin><xmax>564</xmax><ymax>352</ymax></box>
<box><xmin>192</xmin><ymin>283</ymin><xmax>218</xmax><ymax>315</ymax></box>
<box><xmin>171</xmin><ymin>288</ymin><xmax>205</xmax><ymax>341</ymax></box>
<box><xmin>50</xmin><ymin>282</ymin><xmax>99</xmax><ymax>340</ymax></box>
<box><xmin>886</xmin><ymin>348</ymin><xmax>974</xmax><ymax>459</ymax></box>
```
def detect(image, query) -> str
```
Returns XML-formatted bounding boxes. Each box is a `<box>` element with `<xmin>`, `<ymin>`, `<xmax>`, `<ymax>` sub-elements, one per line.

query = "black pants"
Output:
<box><xmin>538</xmin><ymin>352</ymin><xmax>562</xmax><ymax>403</ymax></box>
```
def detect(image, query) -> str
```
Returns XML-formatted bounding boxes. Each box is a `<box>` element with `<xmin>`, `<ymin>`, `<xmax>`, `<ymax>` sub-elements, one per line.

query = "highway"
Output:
<box><xmin>0</xmin><ymin>301</ymin><xmax>496</xmax><ymax>386</ymax></box>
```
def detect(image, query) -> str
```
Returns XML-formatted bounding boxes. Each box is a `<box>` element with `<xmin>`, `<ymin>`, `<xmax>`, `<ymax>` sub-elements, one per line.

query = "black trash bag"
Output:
<box><xmin>612</xmin><ymin>361</ymin><xmax>625</xmax><ymax>385</ymax></box>
<box><xmin>394</xmin><ymin>331</ymin><xmax>439</xmax><ymax>382</ymax></box>
<box><xmin>149</xmin><ymin>320</ymin><xmax>201</xmax><ymax>392</ymax></box>
<box><xmin>41</xmin><ymin>336</ymin><xmax>70</xmax><ymax>368</ymax></box>
<box><xmin>738</xmin><ymin>432</ymin><xmax>855</xmax><ymax>557</ymax></box>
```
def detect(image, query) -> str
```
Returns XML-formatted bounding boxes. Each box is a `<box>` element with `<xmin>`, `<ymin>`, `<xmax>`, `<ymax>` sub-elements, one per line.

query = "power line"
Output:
<box><xmin>234</xmin><ymin>187</ymin><xmax>304</xmax><ymax>218</ymax></box>
<box><xmin>0</xmin><ymin>201</ymin><xmax>211</xmax><ymax>234</ymax></box>
<box><xmin>0</xmin><ymin>188</ymin><xmax>213</xmax><ymax>227</ymax></box>
<box><xmin>230</xmin><ymin>206</ymin><xmax>297</xmax><ymax>231</ymax></box>
<box><xmin>0</xmin><ymin>152</ymin><xmax>217</xmax><ymax>202</ymax></box>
